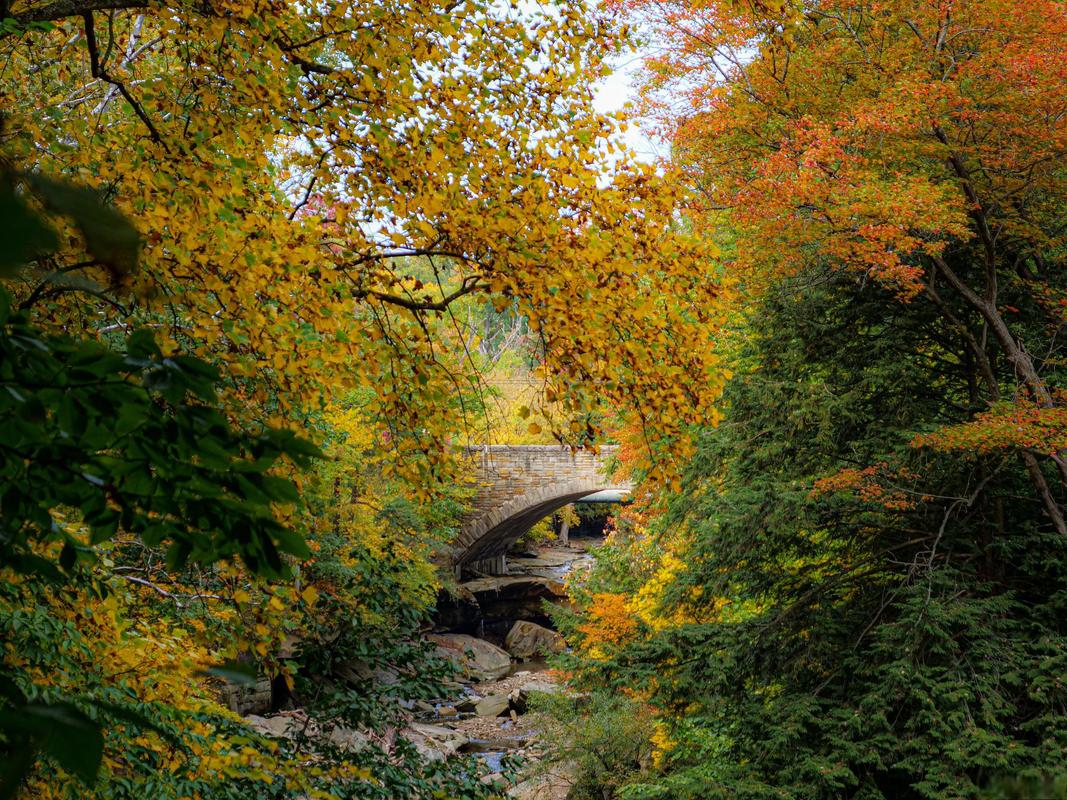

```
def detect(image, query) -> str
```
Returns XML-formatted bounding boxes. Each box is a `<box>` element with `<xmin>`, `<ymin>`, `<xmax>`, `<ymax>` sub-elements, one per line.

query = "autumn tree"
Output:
<box><xmin>1</xmin><ymin>0</ymin><xmax>727</xmax><ymax>796</ymax></box>
<box><xmin>0</xmin><ymin>195</ymin><xmax>491</xmax><ymax>798</ymax></box>
<box><xmin>544</xmin><ymin>2</ymin><xmax>1067</xmax><ymax>797</ymax></box>
<box><xmin>624</xmin><ymin>0</ymin><xmax>1067</xmax><ymax>527</ymax></box>
<box><xmin>563</xmin><ymin>270</ymin><xmax>1067</xmax><ymax>799</ymax></box>
<box><xmin>1</xmin><ymin>0</ymin><xmax>723</xmax><ymax>477</ymax></box>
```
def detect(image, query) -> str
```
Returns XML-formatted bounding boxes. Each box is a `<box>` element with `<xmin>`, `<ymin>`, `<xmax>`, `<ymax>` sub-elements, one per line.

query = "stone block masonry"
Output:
<box><xmin>454</xmin><ymin>445</ymin><xmax>631</xmax><ymax>575</ymax></box>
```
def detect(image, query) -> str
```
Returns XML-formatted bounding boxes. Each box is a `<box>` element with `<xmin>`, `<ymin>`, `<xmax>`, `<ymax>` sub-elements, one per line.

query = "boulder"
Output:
<box><xmin>412</xmin><ymin>740</ymin><xmax>446</xmax><ymax>762</ymax></box>
<box><xmin>426</xmin><ymin>633</ymin><xmax>512</xmax><ymax>681</ymax></box>
<box><xmin>454</xmin><ymin>694</ymin><xmax>481</xmax><ymax>713</ymax></box>
<box><xmin>505</xmin><ymin>621</ymin><xmax>566</xmax><ymax>660</ymax></box>
<box><xmin>475</xmin><ymin>693</ymin><xmax>511</xmax><ymax>717</ymax></box>
<box><xmin>221</xmin><ymin>677</ymin><xmax>272</xmax><ymax>715</ymax></box>
<box><xmin>413</xmin><ymin>699</ymin><xmax>436</xmax><ymax>715</ymax></box>
<box><xmin>244</xmin><ymin>714</ymin><xmax>302</xmax><ymax>739</ymax></box>
<box><xmin>520</xmin><ymin>679</ymin><xmax>560</xmax><ymax>697</ymax></box>
<box><xmin>335</xmin><ymin>659</ymin><xmax>399</xmax><ymax>687</ymax></box>
<box><xmin>508</xmin><ymin>762</ymin><xmax>578</xmax><ymax>800</ymax></box>
<box><xmin>407</xmin><ymin>722</ymin><xmax>468</xmax><ymax>759</ymax></box>
<box><xmin>509</xmin><ymin>679</ymin><xmax>560</xmax><ymax>713</ymax></box>
<box><xmin>327</xmin><ymin>726</ymin><xmax>370</xmax><ymax>753</ymax></box>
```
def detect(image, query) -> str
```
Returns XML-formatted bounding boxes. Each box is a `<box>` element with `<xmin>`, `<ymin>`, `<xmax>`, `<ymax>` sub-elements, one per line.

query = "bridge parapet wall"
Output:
<box><xmin>465</xmin><ymin>444</ymin><xmax>620</xmax><ymax>512</ymax></box>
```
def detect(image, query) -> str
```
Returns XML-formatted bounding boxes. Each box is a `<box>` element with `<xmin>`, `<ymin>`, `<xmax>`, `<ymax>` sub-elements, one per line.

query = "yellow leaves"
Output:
<box><xmin>650</xmin><ymin>721</ymin><xmax>676</xmax><ymax>768</ymax></box>
<box><xmin>4</xmin><ymin>11</ymin><xmax>731</xmax><ymax>794</ymax></box>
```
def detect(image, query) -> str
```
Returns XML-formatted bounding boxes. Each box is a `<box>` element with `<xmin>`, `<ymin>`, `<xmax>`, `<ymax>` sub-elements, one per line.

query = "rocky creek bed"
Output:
<box><xmin>234</xmin><ymin>538</ymin><xmax>601</xmax><ymax>799</ymax></box>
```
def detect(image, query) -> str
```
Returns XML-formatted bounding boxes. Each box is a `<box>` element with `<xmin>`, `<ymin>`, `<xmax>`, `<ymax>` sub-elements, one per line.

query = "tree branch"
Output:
<box><xmin>9</xmin><ymin>0</ymin><xmax>147</xmax><ymax>23</ymax></box>
<box><xmin>932</xmin><ymin>125</ymin><xmax>998</xmax><ymax>303</ymax></box>
<box><xmin>355</xmin><ymin>275</ymin><xmax>485</xmax><ymax>313</ymax></box>
<box><xmin>83</xmin><ymin>11</ymin><xmax>168</xmax><ymax>150</ymax></box>
<box><xmin>118</xmin><ymin>574</ymin><xmax>224</xmax><ymax>609</ymax></box>
<box><xmin>926</xmin><ymin>266</ymin><xmax>1067</xmax><ymax>535</ymax></box>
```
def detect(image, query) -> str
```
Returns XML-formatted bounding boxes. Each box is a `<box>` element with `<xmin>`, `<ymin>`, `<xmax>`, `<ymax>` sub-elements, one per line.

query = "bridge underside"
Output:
<box><xmin>455</xmin><ymin>477</ymin><xmax>629</xmax><ymax>576</ymax></box>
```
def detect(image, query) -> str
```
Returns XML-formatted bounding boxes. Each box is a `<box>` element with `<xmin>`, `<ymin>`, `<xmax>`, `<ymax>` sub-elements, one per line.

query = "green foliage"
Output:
<box><xmin>515</xmin><ymin>517</ymin><xmax>557</xmax><ymax>548</ymax></box>
<box><xmin>0</xmin><ymin>248</ymin><xmax>493</xmax><ymax>797</ymax></box>
<box><xmin>573</xmin><ymin>271</ymin><xmax>1067</xmax><ymax>800</ymax></box>
<box><xmin>297</xmin><ymin>537</ymin><xmax>458</xmax><ymax>733</ymax></box>
<box><xmin>0</xmin><ymin>178</ymin><xmax>326</xmax><ymax>797</ymax></box>
<box><xmin>529</xmin><ymin>689</ymin><xmax>652</xmax><ymax>800</ymax></box>
<box><xmin>0</xmin><ymin>695</ymin><xmax>103</xmax><ymax>792</ymax></box>
<box><xmin>2</xmin><ymin>574</ymin><xmax>266</xmax><ymax>800</ymax></box>
<box><xmin>0</xmin><ymin>171</ymin><xmax>139</xmax><ymax>280</ymax></box>
<box><xmin>979</xmin><ymin>773</ymin><xmax>1067</xmax><ymax>800</ymax></box>
<box><xmin>250</xmin><ymin>399</ymin><xmax>497</xmax><ymax>799</ymax></box>
<box><xmin>0</xmin><ymin>189</ymin><xmax>56</xmax><ymax>275</ymax></box>
<box><xmin>0</xmin><ymin>288</ymin><xmax>319</xmax><ymax>580</ymax></box>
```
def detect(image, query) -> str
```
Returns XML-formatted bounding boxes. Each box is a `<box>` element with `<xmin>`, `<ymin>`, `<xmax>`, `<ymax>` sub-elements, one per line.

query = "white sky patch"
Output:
<box><xmin>592</xmin><ymin>48</ymin><xmax>666</xmax><ymax>165</ymax></box>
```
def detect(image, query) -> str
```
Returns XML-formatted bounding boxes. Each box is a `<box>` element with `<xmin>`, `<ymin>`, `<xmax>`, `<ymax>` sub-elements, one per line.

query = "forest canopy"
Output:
<box><xmin>552</xmin><ymin>1</ymin><xmax>1067</xmax><ymax>798</ymax></box>
<box><xmin>3</xmin><ymin>0</ymin><xmax>1067</xmax><ymax>798</ymax></box>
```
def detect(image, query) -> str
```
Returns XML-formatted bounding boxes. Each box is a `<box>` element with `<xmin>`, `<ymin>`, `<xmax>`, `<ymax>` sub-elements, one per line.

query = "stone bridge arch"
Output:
<box><xmin>455</xmin><ymin>445</ymin><xmax>631</xmax><ymax>575</ymax></box>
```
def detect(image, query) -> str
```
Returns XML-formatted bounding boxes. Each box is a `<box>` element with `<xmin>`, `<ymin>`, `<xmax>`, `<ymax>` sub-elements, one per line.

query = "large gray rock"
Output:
<box><xmin>508</xmin><ymin>762</ymin><xmax>577</xmax><ymax>800</ymax></box>
<box><xmin>455</xmin><ymin>693</ymin><xmax>482</xmax><ymax>713</ymax></box>
<box><xmin>406</xmin><ymin>722</ymin><xmax>468</xmax><ymax>761</ymax></box>
<box><xmin>327</xmin><ymin>726</ymin><xmax>370</xmax><ymax>753</ymax></box>
<box><xmin>222</xmin><ymin>678</ymin><xmax>272</xmax><ymax>715</ymax></box>
<box><xmin>509</xmin><ymin>679</ymin><xmax>560</xmax><ymax>713</ymax></box>
<box><xmin>475</xmin><ymin>693</ymin><xmax>511</xmax><ymax>717</ymax></box>
<box><xmin>244</xmin><ymin>714</ymin><xmax>302</xmax><ymax>739</ymax></box>
<box><xmin>505</xmin><ymin>620</ymin><xmax>566</xmax><ymax>660</ymax></box>
<box><xmin>335</xmin><ymin>659</ymin><xmax>399</xmax><ymax>687</ymax></box>
<box><xmin>427</xmin><ymin>633</ymin><xmax>512</xmax><ymax>681</ymax></box>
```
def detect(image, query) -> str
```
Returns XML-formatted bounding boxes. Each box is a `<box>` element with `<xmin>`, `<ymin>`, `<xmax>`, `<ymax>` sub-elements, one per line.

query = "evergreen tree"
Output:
<box><xmin>573</xmin><ymin>269</ymin><xmax>1067</xmax><ymax>799</ymax></box>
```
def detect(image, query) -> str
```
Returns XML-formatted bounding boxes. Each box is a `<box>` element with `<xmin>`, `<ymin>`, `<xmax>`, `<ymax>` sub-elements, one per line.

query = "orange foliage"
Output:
<box><xmin>618</xmin><ymin>0</ymin><xmax>1067</xmax><ymax>524</ymax></box>
<box><xmin>812</xmin><ymin>464</ymin><xmax>926</xmax><ymax>512</ymax></box>
<box><xmin>579</xmin><ymin>593</ymin><xmax>639</xmax><ymax>649</ymax></box>
<box><xmin>914</xmin><ymin>400</ymin><xmax>1067</xmax><ymax>457</ymax></box>
<box><xmin>625</xmin><ymin>0</ymin><xmax>1067</xmax><ymax>297</ymax></box>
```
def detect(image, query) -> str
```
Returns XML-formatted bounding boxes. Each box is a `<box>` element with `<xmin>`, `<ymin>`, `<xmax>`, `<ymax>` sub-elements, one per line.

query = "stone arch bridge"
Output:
<box><xmin>455</xmin><ymin>445</ymin><xmax>631</xmax><ymax>576</ymax></box>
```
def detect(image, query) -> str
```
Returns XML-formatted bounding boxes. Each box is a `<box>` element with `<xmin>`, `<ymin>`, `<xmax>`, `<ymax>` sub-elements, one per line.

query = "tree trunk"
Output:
<box><xmin>932</xmin><ymin>255</ymin><xmax>1067</xmax><ymax>486</ymax></box>
<box><xmin>926</xmin><ymin>275</ymin><xmax>1067</xmax><ymax>536</ymax></box>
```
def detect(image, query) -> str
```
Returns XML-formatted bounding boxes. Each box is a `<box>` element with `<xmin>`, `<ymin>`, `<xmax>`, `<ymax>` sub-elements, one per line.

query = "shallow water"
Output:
<box><xmin>475</xmin><ymin>749</ymin><xmax>507</xmax><ymax>772</ymax></box>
